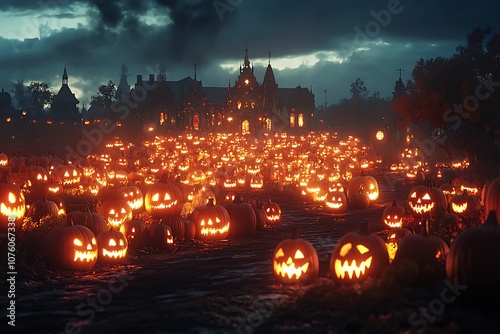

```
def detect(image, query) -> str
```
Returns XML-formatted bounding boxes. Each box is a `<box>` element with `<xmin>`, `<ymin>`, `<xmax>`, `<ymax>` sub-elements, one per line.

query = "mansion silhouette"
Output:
<box><xmin>0</xmin><ymin>48</ymin><xmax>316</xmax><ymax>135</ymax></box>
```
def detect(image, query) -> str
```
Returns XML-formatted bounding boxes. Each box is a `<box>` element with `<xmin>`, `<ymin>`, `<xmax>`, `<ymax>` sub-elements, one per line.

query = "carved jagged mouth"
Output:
<box><xmin>386</xmin><ymin>243</ymin><xmax>398</xmax><ymax>262</ymax></box>
<box><xmin>384</xmin><ymin>220</ymin><xmax>402</xmax><ymax>228</ymax></box>
<box><xmin>409</xmin><ymin>202</ymin><xmax>434</xmax><ymax>214</ymax></box>
<box><xmin>63</xmin><ymin>178</ymin><xmax>80</xmax><ymax>185</ymax></box>
<box><xmin>0</xmin><ymin>204</ymin><xmax>25</xmax><ymax>219</ymax></box>
<box><xmin>108</xmin><ymin>218</ymin><xmax>128</xmax><ymax>227</ymax></box>
<box><xmin>151</xmin><ymin>200</ymin><xmax>178</xmax><ymax>210</ymax></box>
<box><xmin>250</xmin><ymin>183</ymin><xmax>263</xmax><ymax>189</ymax></box>
<box><xmin>74</xmin><ymin>250</ymin><xmax>97</xmax><ymax>262</ymax></box>
<box><xmin>451</xmin><ymin>202</ymin><xmax>467</xmax><ymax>214</ymax></box>
<box><xmin>166</xmin><ymin>238</ymin><xmax>173</xmax><ymax>244</ymax></box>
<box><xmin>326</xmin><ymin>202</ymin><xmax>343</xmax><ymax>209</ymax></box>
<box><xmin>201</xmin><ymin>223</ymin><xmax>230</xmax><ymax>236</ymax></box>
<box><xmin>102</xmin><ymin>247</ymin><xmax>128</xmax><ymax>259</ymax></box>
<box><xmin>266</xmin><ymin>215</ymin><xmax>281</xmax><ymax>222</ymax></box>
<box><xmin>368</xmin><ymin>192</ymin><xmax>379</xmax><ymax>201</ymax></box>
<box><xmin>334</xmin><ymin>256</ymin><xmax>373</xmax><ymax>279</ymax></box>
<box><xmin>274</xmin><ymin>261</ymin><xmax>309</xmax><ymax>279</ymax></box>
<box><xmin>126</xmin><ymin>198</ymin><xmax>144</xmax><ymax>210</ymax></box>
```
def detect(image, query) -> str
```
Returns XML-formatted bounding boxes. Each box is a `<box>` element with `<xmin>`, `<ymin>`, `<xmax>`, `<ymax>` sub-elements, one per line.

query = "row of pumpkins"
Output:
<box><xmin>273</xmin><ymin>213</ymin><xmax>500</xmax><ymax>287</ymax></box>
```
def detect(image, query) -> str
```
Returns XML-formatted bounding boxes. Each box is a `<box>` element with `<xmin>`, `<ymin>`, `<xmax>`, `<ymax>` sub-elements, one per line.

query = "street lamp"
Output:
<box><xmin>376</xmin><ymin>130</ymin><xmax>384</xmax><ymax>141</ymax></box>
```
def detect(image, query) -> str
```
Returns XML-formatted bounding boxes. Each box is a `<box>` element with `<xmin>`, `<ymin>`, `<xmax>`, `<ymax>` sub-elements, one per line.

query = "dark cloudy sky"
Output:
<box><xmin>0</xmin><ymin>0</ymin><xmax>498</xmax><ymax>108</ymax></box>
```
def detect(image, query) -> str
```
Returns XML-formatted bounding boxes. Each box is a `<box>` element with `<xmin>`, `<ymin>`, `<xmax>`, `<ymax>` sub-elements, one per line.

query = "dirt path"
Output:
<box><xmin>14</xmin><ymin>173</ymin><xmax>411</xmax><ymax>334</ymax></box>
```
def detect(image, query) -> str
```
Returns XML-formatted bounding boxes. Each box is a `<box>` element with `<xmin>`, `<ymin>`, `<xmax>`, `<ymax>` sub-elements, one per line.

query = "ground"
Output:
<box><xmin>6</xmin><ymin>173</ymin><xmax>500</xmax><ymax>334</ymax></box>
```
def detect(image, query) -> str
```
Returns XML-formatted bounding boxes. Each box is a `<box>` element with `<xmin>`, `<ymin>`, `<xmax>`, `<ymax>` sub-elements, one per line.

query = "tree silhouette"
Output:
<box><xmin>91</xmin><ymin>81</ymin><xmax>116</xmax><ymax>116</ymax></box>
<box><xmin>29</xmin><ymin>82</ymin><xmax>53</xmax><ymax>116</ymax></box>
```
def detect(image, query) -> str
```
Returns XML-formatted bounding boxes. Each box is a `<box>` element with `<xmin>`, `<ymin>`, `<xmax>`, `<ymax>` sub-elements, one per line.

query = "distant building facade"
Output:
<box><xmin>48</xmin><ymin>66</ymin><xmax>81</xmax><ymax>124</ymax></box>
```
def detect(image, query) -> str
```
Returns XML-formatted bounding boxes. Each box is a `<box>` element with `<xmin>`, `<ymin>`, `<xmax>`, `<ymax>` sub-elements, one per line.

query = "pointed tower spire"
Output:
<box><xmin>244</xmin><ymin>44</ymin><xmax>250</xmax><ymax>68</ymax></box>
<box><xmin>62</xmin><ymin>65</ymin><xmax>68</xmax><ymax>85</ymax></box>
<box><xmin>193</xmin><ymin>63</ymin><xmax>198</xmax><ymax>92</ymax></box>
<box><xmin>268</xmin><ymin>51</ymin><xmax>271</xmax><ymax>65</ymax></box>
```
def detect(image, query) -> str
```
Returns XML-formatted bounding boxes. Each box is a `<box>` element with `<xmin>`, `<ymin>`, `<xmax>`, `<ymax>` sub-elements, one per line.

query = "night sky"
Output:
<box><xmin>0</xmin><ymin>0</ymin><xmax>498</xmax><ymax>107</ymax></box>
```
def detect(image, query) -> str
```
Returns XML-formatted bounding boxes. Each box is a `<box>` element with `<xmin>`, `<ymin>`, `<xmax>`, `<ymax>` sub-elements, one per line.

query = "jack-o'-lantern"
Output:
<box><xmin>347</xmin><ymin>173</ymin><xmax>379</xmax><ymax>202</ymax></box>
<box><xmin>261</xmin><ymin>199</ymin><xmax>282</xmax><ymax>225</ymax></box>
<box><xmin>0</xmin><ymin>151</ymin><xmax>8</xmax><ymax>169</ymax></box>
<box><xmin>393</xmin><ymin>220</ymin><xmax>449</xmax><ymax>281</ymax></box>
<box><xmin>446</xmin><ymin>211</ymin><xmax>500</xmax><ymax>286</ymax></box>
<box><xmin>144</xmin><ymin>175</ymin><xmax>183</xmax><ymax>218</ymax></box>
<box><xmin>224</xmin><ymin>196</ymin><xmax>257</xmax><ymax>238</ymax></box>
<box><xmin>47</xmin><ymin>195</ymin><xmax>66</xmax><ymax>216</ymax></box>
<box><xmin>407</xmin><ymin>184</ymin><xmax>447</xmax><ymax>216</ymax></box>
<box><xmin>146</xmin><ymin>223</ymin><xmax>174</xmax><ymax>250</ymax></box>
<box><xmin>96</xmin><ymin>228</ymin><xmax>128</xmax><ymax>263</ymax></box>
<box><xmin>67</xmin><ymin>210</ymin><xmax>108</xmax><ymax>236</ymax></box>
<box><xmin>26</xmin><ymin>199</ymin><xmax>59</xmax><ymax>222</ymax></box>
<box><xmin>98</xmin><ymin>199</ymin><xmax>133</xmax><ymax>228</ymax></box>
<box><xmin>250</xmin><ymin>174</ymin><xmax>264</xmax><ymax>189</ymax></box>
<box><xmin>382</xmin><ymin>201</ymin><xmax>405</xmax><ymax>229</ymax></box>
<box><xmin>325</xmin><ymin>191</ymin><xmax>347</xmax><ymax>213</ymax></box>
<box><xmin>119</xmin><ymin>219</ymin><xmax>146</xmax><ymax>251</ymax></box>
<box><xmin>439</xmin><ymin>181</ymin><xmax>456</xmax><ymax>200</ymax></box>
<box><xmin>385</xmin><ymin>228</ymin><xmax>412</xmax><ymax>262</ymax></box>
<box><xmin>0</xmin><ymin>172</ymin><xmax>26</xmax><ymax>232</ymax></box>
<box><xmin>330</xmin><ymin>223</ymin><xmax>389</xmax><ymax>284</ymax></box>
<box><xmin>29</xmin><ymin>165</ymin><xmax>50</xmax><ymax>184</ymax></box>
<box><xmin>191</xmin><ymin>198</ymin><xmax>230</xmax><ymax>241</ymax></box>
<box><xmin>46</xmin><ymin>220</ymin><xmax>98</xmax><ymax>271</ymax></box>
<box><xmin>272</xmin><ymin>231</ymin><xmax>319</xmax><ymax>284</ymax></box>
<box><xmin>120</xmin><ymin>185</ymin><xmax>144</xmax><ymax>212</ymax></box>
<box><xmin>450</xmin><ymin>191</ymin><xmax>481</xmax><ymax>218</ymax></box>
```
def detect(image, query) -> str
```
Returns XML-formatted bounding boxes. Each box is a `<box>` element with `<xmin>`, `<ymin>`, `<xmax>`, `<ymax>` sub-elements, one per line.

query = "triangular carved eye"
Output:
<box><xmin>410</xmin><ymin>192</ymin><xmax>417</xmax><ymax>198</ymax></box>
<box><xmin>294</xmin><ymin>250</ymin><xmax>305</xmax><ymax>259</ymax></box>
<box><xmin>119</xmin><ymin>240</ymin><xmax>125</xmax><ymax>246</ymax></box>
<box><xmin>389</xmin><ymin>234</ymin><xmax>396</xmax><ymax>239</ymax></box>
<box><xmin>339</xmin><ymin>243</ymin><xmax>352</xmax><ymax>257</ymax></box>
<box><xmin>356</xmin><ymin>245</ymin><xmax>369</xmax><ymax>254</ymax></box>
<box><xmin>164</xmin><ymin>193</ymin><xmax>171</xmax><ymax>200</ymax></box>
<box><xmin>275</xmin><ymin>248</ymin><xmax>285</xmax><ymax>259</ymax></box>
<box><xmin>109</xmin><ymin>239</ymin><xmax>117</xmax><ymax>246</ymax></box>
<box><xmin>422</xmin><ymin>193</ymin><xmax>431</xmax><ymax>200</ymax></box>
<box><xmin>74</xmin><ymin>238</ymin><xmax>83</xmax><ymax>246</ymax></box>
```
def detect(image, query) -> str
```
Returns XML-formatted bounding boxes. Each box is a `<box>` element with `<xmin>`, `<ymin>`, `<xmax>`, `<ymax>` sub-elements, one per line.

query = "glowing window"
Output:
<box><xmin>265</xmin><ymin>118</ymin><xmax>272</xmax><ymax>131</ymax></box>
<box><xmin>298</xmin><ymin>113</ymin><xmax>304</xmax><ymax>128</ymax></box>
<box><xmin>290</xmin><ymin>113</ymin><xmax>295</xmax><ymax>128</ymax></box>
<box><xmin>193</xmin><ymin>114</ymin><xmax>200</xmax><ymax>131</ymax></box>
<box><xmin>242</xmin><ymin>120</ymin><xmax>250</xmax><ymax>134</ymax></box>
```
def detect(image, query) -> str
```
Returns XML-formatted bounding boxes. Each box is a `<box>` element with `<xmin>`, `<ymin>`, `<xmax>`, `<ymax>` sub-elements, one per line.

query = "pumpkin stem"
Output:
<box><xmin>67</xmin><ymin>218</ymin><xmax>75</xmax><ymax>227</ymax></box>
<box><xmin>485</xmin><ymin>211</ymin><xmax>498</xmax><ymax>228</ymax></box>
<box><xmin>207</xmin><ymin>198</ymin><xmax>215</xmax><ymax>206</ymax></box>
<box><xmin>392</xmin><ymin>200</ymin><xmax>397</xmax><ymax>207</ymax></box>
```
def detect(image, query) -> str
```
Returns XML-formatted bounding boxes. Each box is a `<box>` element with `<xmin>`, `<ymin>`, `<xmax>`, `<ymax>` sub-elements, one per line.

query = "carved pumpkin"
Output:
<box><xmin>163</xmin><ymin>216</ymin><xmax>186</xmax><ymax>240</ymax></box>
<box><xmin>272</xmin><ymin>231</ymin><xmax>319</xmax><ymax>284</ymax></box>
<box><xmin>119</xmin><ymin>219</ymin><xmax>146</xmax><ymax>251</ymax></box>
<box><xmin>46</xmin><ymin>220</ymin><xmax>98</xmax><ymax>271</ymax></box>
<box><xmin>183</xmin><ymin>219</ymin><xmax>197</xmax><ymax>241</ymax></box>
<box><xmin>261</xmin><ymin>199</ymin><xmax>282</xmax><ymax>225</ymax></box>
<box><xmin>26</xmin><ymin>199</ymin><xmax>59</xmax><ymax>222</ymax></box>
<box><xmin>0</xmin><ymin>171</ymin><xmax>26</xmax><ymax>232</ymax></box>
<box><xmin>346</xmin><ymin>173</ymin><xmax>379</xmax><ymax>202</ymax></box>
<box><xmin>47</xmin><ymin>195</ymin><xmax>66</xmax><ymax>216</ymax></box>
<box><xmin>407</xmin><ymin>184</ymin><xmax>447</xmax><ymax>216</ymax></box>
<box><xmin>224</xmin><ymin>196</ymin><xmax>257</xmax><ymax>238</ymax></box>
<box><xmin>446</xmin><ymin>211</ymin><xmax>500</xmax><ymax>286</ymax></box>
<box><xmin>96</xmin><ymin>228</ymin><xmax>128</xmax><ymax>263</ymax></box>
<box><xmin>120</xmin><ymin>185</ymin><xmax>144</xmax><ymax>212</ymax></box>
<box><xmin>325</xmin><ymin>190</ymin><xmax>347</xmax><ymax>213</ymax></box>
<box><xmin>144</xmin><ymin>175</ymin><xmax>183</xmax><ymax>218</ymax></box>
<box><xmin>67</xmin><ymin>210</ymin><xmax>108</xmax><ymax>236</ymax></box>
<box><xmin>382</xmin><ymin>201</ymin><xmax>405</xmax><ymax>229</ymax></box>
<box><xmin>385</xmin><ymin>228</ymin><xmax>412</xmax><ymax>262</ymax></box>
<box><xmin>146</xmin><ymin>223</ymin><xmax>174</xmax><ymax>250</ymax></box>
<box><xmin>393</xmin><ymin>220</ymin><xmax>449</xmax><ymax>281</ymax></box>
<box><xmin>450</xmin><ymin>191</ymin><xmax>481</xmax><ymax>218</ymax></box>
<box><xmin>191</xmin><ymin>198</ymin><xmax>230</xmax><ymax>241</ymax></box>
<box><xmin>98</xmin><ymin>199</ymin><xmax>133</xmax><ymax>228</ymax></box>
<box><xmin>330</xmin><ymin>223</ymin><xmax>389</xmax><ymax>284</ymax></box>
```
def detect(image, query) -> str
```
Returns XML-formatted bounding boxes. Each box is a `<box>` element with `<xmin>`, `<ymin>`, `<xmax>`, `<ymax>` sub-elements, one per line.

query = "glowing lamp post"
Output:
<box><xmin>375</xmin><ymin>130</ymin><xmax>385</xmax><ymax>141</ymax></box>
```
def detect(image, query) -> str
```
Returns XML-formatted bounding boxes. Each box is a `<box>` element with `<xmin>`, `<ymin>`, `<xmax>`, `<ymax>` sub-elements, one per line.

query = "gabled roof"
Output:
<box><xmin>262</xmin><ymin>64</ymin><xmax>276</xmax><ymax>85</ymax></box>
<box><xmin>52</xmin><ymin>84</ymin><xmax>79</xmax><ymax>105</ymax></box>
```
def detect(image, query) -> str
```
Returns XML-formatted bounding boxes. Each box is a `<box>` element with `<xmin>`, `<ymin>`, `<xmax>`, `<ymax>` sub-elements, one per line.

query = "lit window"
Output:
<box><xmin>290</xmin><ymin>113</ymin><xmax>295</xmax><ymax>128</ymax></box>
<box><xmin>193</xmin><ymin>114</ymin><xmax>200</xmax><ymax>130</ymax></box>
<box><xmin>265</xmin><ymin>118</ymin><xmax>272</xmax><ymax>131</ymax></box>
<box><xmin>244</xmin><ymin>79</ymin><xmax>249</xmax><ymax>85</ymax></box>
<box><xmin>242</xmin><ymin>120</ymin><xmax>250</xmax><ymax>134</ymax></box>
<box><xmin>298</xmin><ymin>113</ymin><xmax>304</xmax><ymax>127</ymax></box>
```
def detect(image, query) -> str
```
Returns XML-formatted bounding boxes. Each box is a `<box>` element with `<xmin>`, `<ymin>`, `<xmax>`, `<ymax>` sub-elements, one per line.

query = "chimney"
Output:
<box><xmin>149</xmin><ymin>74</ymin><xmax>155</xmax><ymax>83</ymax></box>
<box><xmin>137</xmin><ymin>75</ymin><xmax>142</xmax><ymax>84</ymax></box>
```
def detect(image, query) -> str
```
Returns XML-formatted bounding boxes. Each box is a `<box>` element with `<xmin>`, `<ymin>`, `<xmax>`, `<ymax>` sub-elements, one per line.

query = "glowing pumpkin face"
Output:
<box><xmin>98</xmin><ymin>199</ymin><xmax>133</xmax><ymax>228</ymax></box>
<box><xmin>324</xmin><ymin>191</ymin><xmax>347</xmax><ymax>213</ymax></box>
<box><xmin>330</xmin><ymin>232</ymin><xmax>389</xmax><ymax>284</ymax></box>
<box><xmin>144</xmin><ymin>180</ymin><xmax>183</xmax><ymax>218</ymax></box>
<box><xmin>347</xmin><ymin>175</ymin><xmax>379</xmax><ymax>202</ymax></box>
<box><xmin>449</xmin><ymin>192</ymin><xmax>481</xmax><ymax>218</ymax></box>
<box><xmin>191</xmin><ymin>198</ymin><xmax>230</xmax><ymax>240</ymax></box>
<box><xmin>97</xmin><ymin>228</ymin><xmax>128</xmax><ymax>263</ymax></box>
<box><xmin>46</xmin><ymin>221</ymin><xmax>98</xmax><ymax>271</ymax></box>
<box><xmin>407</xmin><ymin>185</ymin><xmax>447</xmax><ymax>216</ymax></box>
<box><xmin>120</xmin><ymin>185</ymin><xmax>144</xmax><ymax>211</ymax></box>
<box><xmin>0</xmin><ymin>174</ymin><xmax>26</xmax><ymax>232</ymax></box>
<box><xmin>261</xmin><ymin>199</ymin><xmax>282</xmax><ymax>225</ymax></box>
<box><xmin>382</xmin><ymin>201</ymin><xmax>405</xmax><ymax>229</ymax></box>
<box><xmin>119</xmin><ymin>219</ymin><xmax>146</xmax><ymax>251</ymax></box>
<box><xmin>272</xmin><ymin>233</ymin><xmax>319</xmax><ymax>284</ymax></box>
